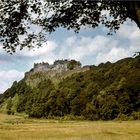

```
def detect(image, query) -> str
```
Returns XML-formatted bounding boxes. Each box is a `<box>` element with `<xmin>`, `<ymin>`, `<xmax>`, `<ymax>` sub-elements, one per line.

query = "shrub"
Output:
<box><xmin>131</xmin><ymin>112</ymin><xmax>140</xmax><ymax>120</ymax></box>
<box><xmin>117</xmin><ymin>113</ymin><xmax>129</xmax><ymax>121</ymax></box>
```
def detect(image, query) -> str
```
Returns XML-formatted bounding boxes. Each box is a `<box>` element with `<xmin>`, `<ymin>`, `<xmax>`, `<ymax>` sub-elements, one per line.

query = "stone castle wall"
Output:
<box><xmin>31</xmin><ymin>59</ymin><xmax>81</xmax><ymax>73</ymax></box>
<box><xmin>33</xmin><ymin>62</ymin><xmax>50</xmax><ymax>72</ymax></box>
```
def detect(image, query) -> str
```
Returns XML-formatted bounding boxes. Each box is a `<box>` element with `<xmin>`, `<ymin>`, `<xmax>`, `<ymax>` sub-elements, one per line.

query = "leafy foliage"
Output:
<box><xmin>0</xmin><ymin>1</ymin><xmax>140</xmax><ymax>53</ymax></box>
<box><xmin>67</xmin><ymin>60</ymin><xmax>81</xmax><ymax>70</ymax></box>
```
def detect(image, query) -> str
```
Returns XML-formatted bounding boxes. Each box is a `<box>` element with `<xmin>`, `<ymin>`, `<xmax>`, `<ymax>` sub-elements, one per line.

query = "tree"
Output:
<box><xmin>6</xmin><ymin>97</ymin><xmax>13</xmax><ymax>114</ymax></box>
<box><xmin>0</xmin><ymin>0</ymin><xmax>140</xmax><ymax>53</ymax></box>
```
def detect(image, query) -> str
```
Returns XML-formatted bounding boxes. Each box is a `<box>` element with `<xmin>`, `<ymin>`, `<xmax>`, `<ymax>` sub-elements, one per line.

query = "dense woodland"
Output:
<box><xmin>0</xmin><ymin>56</ymin><xmax>140</xmax><ymax>120</ymax></box>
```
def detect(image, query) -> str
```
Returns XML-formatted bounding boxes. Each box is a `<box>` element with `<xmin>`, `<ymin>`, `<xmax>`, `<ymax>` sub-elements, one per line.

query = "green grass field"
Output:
<box><xmin>0</xmin><ymin>114</ymin><xmax>140</xmax><ymax>140</ymax></box>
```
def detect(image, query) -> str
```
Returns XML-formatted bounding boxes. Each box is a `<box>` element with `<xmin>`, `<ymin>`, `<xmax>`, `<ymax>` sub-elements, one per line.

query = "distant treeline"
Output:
<box><xmin>0</xmin><ymin>56</ymin><xmax>140</xmax><ymax>120</ymax></box>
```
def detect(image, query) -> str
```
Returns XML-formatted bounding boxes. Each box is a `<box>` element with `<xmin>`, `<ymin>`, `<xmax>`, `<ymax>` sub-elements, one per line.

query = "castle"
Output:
<box><xmin>29</xmin><ymin>59</ymin><xmax>82</xmax><ymax>74</ymax></box>
<box><xmin>25</xmin><ymin>59</ymin><xmax>91</xmax><ymax>87</ymax></box>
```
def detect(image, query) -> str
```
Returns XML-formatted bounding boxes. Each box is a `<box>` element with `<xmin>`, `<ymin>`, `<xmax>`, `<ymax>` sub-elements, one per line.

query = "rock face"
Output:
<box><xmin>24</xmin><ymin>59</ymin><xmax>91</xmax><ymax>87</ymax></box>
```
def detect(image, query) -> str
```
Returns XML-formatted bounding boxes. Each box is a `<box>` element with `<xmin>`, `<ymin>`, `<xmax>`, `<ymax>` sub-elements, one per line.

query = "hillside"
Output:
<box><xmin>0</xmin><ymin>56</ymin><xmax>140</xmax><ymax>120</ymax></box>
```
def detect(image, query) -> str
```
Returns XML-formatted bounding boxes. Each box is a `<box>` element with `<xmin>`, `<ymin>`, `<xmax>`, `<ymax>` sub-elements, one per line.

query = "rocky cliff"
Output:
<box><xmin>25</xmin><ymin>59</ymin><xmax>90</xmax><ymax>87</ymax></box>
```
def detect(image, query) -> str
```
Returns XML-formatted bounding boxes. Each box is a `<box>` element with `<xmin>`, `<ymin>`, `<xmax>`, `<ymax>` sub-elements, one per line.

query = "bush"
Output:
<box><xmin>131</xmin><ymin>112</ymin><xmax>140</xmax><ymax>120</ymax></box>
<box><xmin>7</xmin><ymin>109</ymin><xmax>12</xmax><ymax>115</ymax></box>
<box><xmin>7</xmin><ymin>109</ymin><xmax>15</xmax><ymax>115</ymax></box>
<box><xmin>117</xmin><ymin>113</ymin><xmax>130</xmax><ymax>121</ymax></box>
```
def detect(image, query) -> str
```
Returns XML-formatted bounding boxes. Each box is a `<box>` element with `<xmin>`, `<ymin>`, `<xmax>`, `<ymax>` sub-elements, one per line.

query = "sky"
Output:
<box><xmin>0</xmin><ymin>19</ymin><xmax>140</xmax><ymax>93</ymax></box>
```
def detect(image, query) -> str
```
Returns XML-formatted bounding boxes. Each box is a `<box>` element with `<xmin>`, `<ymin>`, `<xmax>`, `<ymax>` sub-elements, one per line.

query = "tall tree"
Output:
<box><xmin>0</xmin><ymin>0</ymin><xmax>140</xmax><ymax>53</ymax></box>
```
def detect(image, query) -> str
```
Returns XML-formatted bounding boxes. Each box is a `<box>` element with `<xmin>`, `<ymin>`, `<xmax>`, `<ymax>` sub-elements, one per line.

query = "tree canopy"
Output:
<box><xmin>0</xmin><ymin>0</ymin><xmax>140</xmax><ymax>53</ymax></box>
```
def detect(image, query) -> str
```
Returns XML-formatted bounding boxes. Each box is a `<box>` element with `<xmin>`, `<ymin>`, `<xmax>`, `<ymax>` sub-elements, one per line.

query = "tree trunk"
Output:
<box><xmin>124</xmin><ymin>2</ymin><xmax>140</xmax><ymax>28</ymax></box>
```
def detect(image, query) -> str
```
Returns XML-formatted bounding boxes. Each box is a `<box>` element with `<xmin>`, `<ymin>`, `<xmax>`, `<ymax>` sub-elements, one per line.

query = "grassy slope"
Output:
<box><xmin>0</xmin><ymin>114</ymin><xmax>140</xmax><ymax>140</ymax></box>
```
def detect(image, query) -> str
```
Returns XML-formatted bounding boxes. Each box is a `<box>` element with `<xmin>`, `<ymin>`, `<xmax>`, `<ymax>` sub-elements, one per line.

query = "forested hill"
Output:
<box><xmin>0</xmin><ymin>56</ymin><xmax>140</xmax><ymax>120</ymax></box>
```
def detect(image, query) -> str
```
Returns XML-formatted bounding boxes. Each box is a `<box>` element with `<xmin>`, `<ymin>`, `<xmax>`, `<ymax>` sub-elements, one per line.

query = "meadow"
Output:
<box><xmin>0</xmin><ymin>114</ymin><xmax>140</xmax><ymax>140</ymax></box>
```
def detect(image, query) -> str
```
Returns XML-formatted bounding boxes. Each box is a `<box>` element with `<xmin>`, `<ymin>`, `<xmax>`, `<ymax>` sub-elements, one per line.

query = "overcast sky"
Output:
<box><xmin>0</xmin><ymin>19</ymin><xmax>140</xmax><ymax>93</ymax></box>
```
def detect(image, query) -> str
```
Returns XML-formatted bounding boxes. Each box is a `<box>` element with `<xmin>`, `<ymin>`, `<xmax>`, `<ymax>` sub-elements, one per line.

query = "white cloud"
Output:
<box><xmin>118</xmin><ymin>22</ymin><xmax>140</xmax><ymax>41</ymax></box>
<box><xmin>0</xmin><ymin>70</ymin><xmax>24</xmax><ymax>79</ymax></box>
<box><xmin>65</xmin><ymin>36</ymin><xmax>77</xmax><ymax>47</ymax></box>
<box><xmin>95</xmin><ymin>47</ymin><xmax>130</xmax><ymax>64</ymax></box>
<box><xmin>58</xmin><ymin>35</ymin><xmax>120</xmax><ymax>64</ymax></box>
<box><xmin>18</xmin><ymin>41</ymin><xmax>58</xmax><ymax>57</ymax></box>
<box><xmin>0</xmin><ymin>70</ymin><xmax>24</xmax><ymax>93</ymax></box>
<box><xmin>58</xmin><ymin>22</ymin><xmax>140</xmax><ymax>65</ymax></box>
<box><xmin>61</xmin><ymin>36</ymin><xmax>110</xmax><ymax>61</ymax></box>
